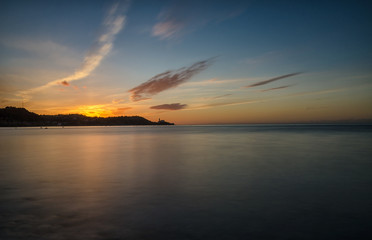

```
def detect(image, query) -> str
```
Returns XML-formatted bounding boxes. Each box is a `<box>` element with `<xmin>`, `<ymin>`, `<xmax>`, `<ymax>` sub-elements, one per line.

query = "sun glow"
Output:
<box><xmin>75</xmin><ymin>105</ymin><xmax>112</xmax><ymax>117</ymax></box>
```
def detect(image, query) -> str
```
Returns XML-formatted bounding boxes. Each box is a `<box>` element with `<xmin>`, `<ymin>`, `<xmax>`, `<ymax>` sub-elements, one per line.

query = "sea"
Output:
<box><xmin>0</xmin><ymin>125</ymin><xmax>371</xmax><ymax>240</ymax></box>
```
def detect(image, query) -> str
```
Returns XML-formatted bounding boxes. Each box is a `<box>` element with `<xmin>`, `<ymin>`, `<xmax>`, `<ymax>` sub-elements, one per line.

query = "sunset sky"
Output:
<box><xmin>1</xmin><ymin>0</ymin><xmax>371</xmax><ymax>124</ymax></box>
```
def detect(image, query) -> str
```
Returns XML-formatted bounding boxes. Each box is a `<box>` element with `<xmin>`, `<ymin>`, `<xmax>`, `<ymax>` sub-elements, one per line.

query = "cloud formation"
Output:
<box><xmin>129</xmin><ymin>58</ymin><xmax>214</xmax><ymax>101</ymax></box>
<box><xmin>18</xmin><ymin>2</ymin><xmax>127</xmax><ymax>99</ymax></box>
<box><xmin>151</xmin><ymin>2</ymin><xmax>189</xmax><ymax>40</ymax></box>
<box><xmin>212</xmin><ymin>93</ymin><xmax>233</xmax><ymax>99</ymax></box>
<box><xmin>152</xmin><ymin>20</ymin><xmax>185</xmax><ymax>40</ymax></box>
<box><xmin>185</xmin><ymin>78</ymin><xmax>244</xmax><ymax>87</ymax></box>
<box><xmin>61</xmin><ymin>81</ymin><xmax>70</xmax><ymax>86</ymax></box>
<box><xmin>261</xmin><ymin>85</ymin><xmax>293</xmax><ymax>92</ymax></box>
<box><xmin>191</xmin><ymin>99</ymin><xmax>263</xmax><ymax>110</ymax></box>
<box><xmin>245</xmin><ymin>72</ymin><xmax>301</xmax><ymax>88</ymax></box>
<box><xmin>150</xmin><ymin>103</ymin><xmax>188</xmax><ymax>110</ymax></box>
<box><xmin>152</xmin><ymin>1</ymin><xmax>247</xmax><ymax>40</ymax></box>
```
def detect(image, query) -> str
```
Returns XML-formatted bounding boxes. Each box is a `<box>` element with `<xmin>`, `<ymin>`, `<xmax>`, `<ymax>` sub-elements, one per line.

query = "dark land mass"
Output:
<box><xmin>0</xmin><ymin>107</ymin><xmax>174</xmax><ymax>127</ymax></box>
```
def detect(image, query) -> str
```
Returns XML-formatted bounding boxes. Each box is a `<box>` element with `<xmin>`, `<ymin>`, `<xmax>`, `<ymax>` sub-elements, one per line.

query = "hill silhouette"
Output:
<box><xmin>0</xmin><ymin>107</ymin><xmax>174</xmax><ymax>127</ymax></box>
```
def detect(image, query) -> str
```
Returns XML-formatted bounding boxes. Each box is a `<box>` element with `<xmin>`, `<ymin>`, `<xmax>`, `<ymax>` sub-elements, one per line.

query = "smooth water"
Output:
<box><xmin>1</xmin><ymin>125</ymin><xmax>371</xmax><ymax>239</ymax></box>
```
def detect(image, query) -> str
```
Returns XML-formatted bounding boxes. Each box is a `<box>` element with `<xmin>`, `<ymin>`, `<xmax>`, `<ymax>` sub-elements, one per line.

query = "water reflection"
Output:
<box><xmin>0</xmin><ymin>125</ymin><xmax>372</xmax><ymax>239</ymax></box>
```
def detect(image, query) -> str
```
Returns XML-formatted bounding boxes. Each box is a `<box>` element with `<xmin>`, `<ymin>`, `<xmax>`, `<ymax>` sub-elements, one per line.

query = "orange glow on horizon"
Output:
<box><xmin>74</xmin><ymin>105</ymin><xmax>110</xmax><ymax>117</ymax></box>
<box><xmin>65</xmin><ymin>104</ymin><xmax>135</xmax><ymax>118</ymax></box>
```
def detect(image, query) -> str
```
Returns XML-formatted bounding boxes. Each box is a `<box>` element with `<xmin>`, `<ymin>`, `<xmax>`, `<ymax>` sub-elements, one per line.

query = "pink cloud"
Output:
<box><xmin>152</xmin><ymin>1</ymin><xmax>248</xmax><ymax>40</ymax></box>
<box><xmin>152</xmin><ymin>21</ymin><xmax>185</xmax><ymax>39</ymax></box>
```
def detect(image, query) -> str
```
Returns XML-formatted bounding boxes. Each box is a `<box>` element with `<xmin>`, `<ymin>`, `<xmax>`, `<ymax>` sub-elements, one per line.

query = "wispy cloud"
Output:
<box><xmin>18</xmin><ymin>2</ymin><xmax>128</xmax><ymax>99</ymax></box>
<box><xmin>152</xmin><ymin>20</ymin><xmax>185</xmax><ymax>40</ymax></box>
<box><xmin>190</xmin><ymin>99</ymin><xmax>263</xmax><ymax>110</ymax></box>
<box><xmin>150</xmin><ymin>103</ymin><xmax>187</xmax><ymax>110</ymax></box>
<box><xmin>187</xmin><ymin>84</ymin><xmax>371</xmax><ymax>111</ymax></box>
<box><xmin>245</xmin><ymin>72</ymin><xmax>301</xmax><ymax>88</ymax></box>
<box><xmin>260</xmin><ymin>85</ymin><xmax>294</xmax><ymax>92</ymax></box>
<box><xmin>129</xmin><ymin>58</ymin><xmax>214</xmax><ymax>101</ymax></box>
<box><xmin>151</xmin><ymin>2</ymin><xmax>189</xmax><ymax>40</ymax></box>
<box><xmin>152</xmin><ymin>1</ymin><xmax>247</xmax><ymax>40</ymax></box>
<box><xmin>212</xmin><ymin>93</ymin><xmax>233</xmax><ymax>99</ymax></box>
<box><xmin>184</xmin><ymin>78</ymin><xmax>245</xmax><ymax>87</ymax></box>
<box><xmin>286</xmin><ymin>87</ymin><xmax>348</xmax><ymax>98</ymax></box>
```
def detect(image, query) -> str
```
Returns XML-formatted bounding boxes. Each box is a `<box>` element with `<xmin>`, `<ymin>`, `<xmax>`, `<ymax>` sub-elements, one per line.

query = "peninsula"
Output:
<box><xmin>0</xmin><ymin>107</ymin><xmax>174</xmax><ymax>127</ymax></box>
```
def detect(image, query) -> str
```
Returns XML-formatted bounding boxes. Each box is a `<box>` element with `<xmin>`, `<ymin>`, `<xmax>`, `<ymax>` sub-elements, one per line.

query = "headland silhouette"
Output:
<box><xmin>0</xmin><ymin>107</ymin><xmax>174</xmax><ymax>127</ymax></box>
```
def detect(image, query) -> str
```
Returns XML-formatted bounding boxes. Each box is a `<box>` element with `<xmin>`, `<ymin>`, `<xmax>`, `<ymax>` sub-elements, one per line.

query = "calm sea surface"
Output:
<box><xmin>1</xmin><ymin>125</ymin><xmax>372</xmax><ymax>239</ymax></box>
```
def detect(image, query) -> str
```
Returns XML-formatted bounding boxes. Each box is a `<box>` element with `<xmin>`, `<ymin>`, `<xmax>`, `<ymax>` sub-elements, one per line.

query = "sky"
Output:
<box><xmin>1</xmin><ymin>0</ymin><xmax>372</xmax><ymax>124</ymax></box>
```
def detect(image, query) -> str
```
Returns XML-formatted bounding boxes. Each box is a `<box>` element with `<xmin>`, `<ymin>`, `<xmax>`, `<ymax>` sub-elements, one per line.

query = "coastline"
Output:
<box><xmin>0</xmin><ymin>106</ymin><xmax>174</xmax><ymax>127</ymax></box>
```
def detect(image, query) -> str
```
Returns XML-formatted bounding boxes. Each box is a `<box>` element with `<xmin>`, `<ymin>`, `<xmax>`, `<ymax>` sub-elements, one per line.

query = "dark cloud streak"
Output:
<box><xmin>261</xmin><ymin>85</ymin><xmax>294</xmax><ymax>92</ymax></box>
<box><xmin>61</xmin><ymin>81</ymin><xmax>70</xmax><ymax>86</ymax></box>
<box><xmin>129</xmin><ymin>58</ymin><xmax>214</xmax><ymax>101</ymax></box>
<box><xmin>212</xmin><ymin>93</ymin><xmax>232</xmax><ymax>99</ymax></box>
<box><xmin>245</xmin><ymin>72</ymin><xmax>301</xmax><ymax>88</ymax></box>
<box><xmin>150</xmin><ymin>103</ymin><xmax>188</xmax><ymax>110</ymax></box>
